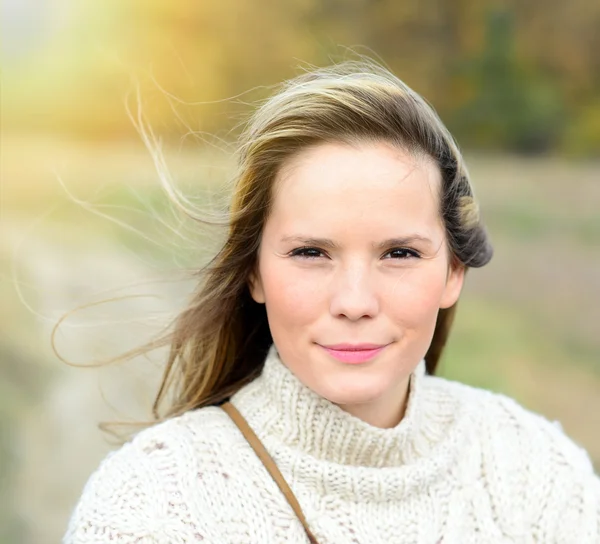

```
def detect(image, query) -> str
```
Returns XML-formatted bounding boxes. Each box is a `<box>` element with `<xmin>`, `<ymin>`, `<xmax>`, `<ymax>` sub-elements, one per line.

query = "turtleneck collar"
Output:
<box><xmin>231</xmin><ymin>344</ymin><xmax>455</xmax><ymax>469</ymax></box>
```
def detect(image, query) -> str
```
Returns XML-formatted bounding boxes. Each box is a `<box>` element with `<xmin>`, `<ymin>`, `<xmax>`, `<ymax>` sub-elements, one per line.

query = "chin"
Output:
<box><xmin>317</xmin><ymin>379</ymin><xmax>390</xmax><ymax>407</ymax></box>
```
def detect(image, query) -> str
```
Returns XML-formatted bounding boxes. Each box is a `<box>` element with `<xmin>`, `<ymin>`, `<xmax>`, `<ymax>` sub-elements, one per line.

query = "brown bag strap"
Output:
<box><xmin>221</xmin><ymin>401</ymin><xmax>320</xmax><ymax>544</ymax></box>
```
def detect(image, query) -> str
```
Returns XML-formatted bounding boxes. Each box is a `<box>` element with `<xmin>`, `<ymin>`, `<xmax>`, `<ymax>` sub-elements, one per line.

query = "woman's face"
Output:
<box><xmin>249</xmin><ymin>141</ymin><xmax>464</xmax><ymax>428</ymax></box>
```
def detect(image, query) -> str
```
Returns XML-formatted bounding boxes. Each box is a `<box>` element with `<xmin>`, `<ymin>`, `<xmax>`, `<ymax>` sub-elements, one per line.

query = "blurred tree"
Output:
<box><xmin>4</xmin><ymin>0</ymin><xmax>600</xmax><ymax>154</ymax></box>
<box><xmin>449</xmin><ymin>8</ymin><xmax>564</xmax><ymax>153</ymax></box>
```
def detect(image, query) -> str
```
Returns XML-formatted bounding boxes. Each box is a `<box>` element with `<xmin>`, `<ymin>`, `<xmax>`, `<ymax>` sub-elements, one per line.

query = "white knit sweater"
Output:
<box><xmin>65</xmin><ymin>346</ymin><xmax>600</xmax><ymax>543</ymax></box>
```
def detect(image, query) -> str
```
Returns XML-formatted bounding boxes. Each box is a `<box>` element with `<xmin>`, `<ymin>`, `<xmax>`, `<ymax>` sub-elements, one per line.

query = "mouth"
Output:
<box><xmin>318</xmin><ymin>343</ymin><xmax>390</xmax><ymax>364</ymax></box>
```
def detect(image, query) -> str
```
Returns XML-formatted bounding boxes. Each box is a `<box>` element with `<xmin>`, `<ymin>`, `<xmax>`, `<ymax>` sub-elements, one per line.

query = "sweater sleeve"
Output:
<box><xmin>62</xmin><ymin>418</ymin><xmax>221</xmax><ymax>544</ymax></box>
<box><xmin>493</xmin><ymin>395</ymin><xmax>600</xmax><ymax>543</ymax></box>
<box><xmin>535</xmin><ymin>437</ymin><xmax>600</xmax><ymax>544</ymax></box>
<box><xmin>63</xmin><ymin>440</ymin><xmax>165</xmax><ymax>544</ymax></box>
<box><xmin>550</xmin><ymin>466</ymin><xmax>600</xmax><ymax>543</ymax></box>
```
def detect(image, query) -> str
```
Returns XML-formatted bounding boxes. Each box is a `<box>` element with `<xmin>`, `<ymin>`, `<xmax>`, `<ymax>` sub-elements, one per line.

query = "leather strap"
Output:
<box><xmin>221</xmin><ymin>401</ymin><xmax>320</xmax><ymax>544</ymax></box>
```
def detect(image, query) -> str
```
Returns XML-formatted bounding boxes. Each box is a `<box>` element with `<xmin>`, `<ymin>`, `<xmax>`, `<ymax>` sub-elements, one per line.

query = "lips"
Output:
<box><xmin>321</xmin><ymin>343</ymin><xmax>386</xmax><ymax>351</ymax></box>
<box><xmin>319</xmin><ymin>343</ymin><xmax>389</xmax><ymax>364</ymax></box>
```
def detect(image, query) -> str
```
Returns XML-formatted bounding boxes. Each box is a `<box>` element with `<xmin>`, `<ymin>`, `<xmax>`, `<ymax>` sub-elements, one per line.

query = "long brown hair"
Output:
<box><xmin>65</xmin><ymin>59</ymin><xmax>493</xmax><ymax>423</ymax></box>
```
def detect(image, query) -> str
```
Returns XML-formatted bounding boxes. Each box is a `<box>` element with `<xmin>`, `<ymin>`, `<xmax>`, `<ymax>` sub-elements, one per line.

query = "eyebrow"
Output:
<box><xmin>280</xmin><ymin>235</ymin><xmax>434</xmax><ymax>249</ymax></box>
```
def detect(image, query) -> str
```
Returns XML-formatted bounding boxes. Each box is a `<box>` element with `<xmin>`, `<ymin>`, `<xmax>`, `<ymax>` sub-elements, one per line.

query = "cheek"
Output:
<box><xmin>260</xmin><ymin>261</ymin><xmax>326</xmax><ymax>326</ymax></box>
<box><xmin>385</xmin><ymin>267</ymin><xmax>448</xmax><ymax>326</ymax></box>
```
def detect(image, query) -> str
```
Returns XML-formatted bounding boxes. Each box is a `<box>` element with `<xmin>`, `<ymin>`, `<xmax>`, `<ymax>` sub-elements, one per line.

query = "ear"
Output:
<box><xmin>248</xmin><ymin>268</ymin><xmax>266</xmax><ymax>304</ymax></box>
<box><xmin>439</xmin><ymin>262</ymin><xmax>465</xmax><ymax>309</ymax></box>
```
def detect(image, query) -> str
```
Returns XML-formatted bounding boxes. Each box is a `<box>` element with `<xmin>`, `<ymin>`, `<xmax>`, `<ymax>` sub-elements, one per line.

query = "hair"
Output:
<box><xmin>73</xmin><ymin>59</ymin><xmax>494</xmax><ymax>423</ymax></box>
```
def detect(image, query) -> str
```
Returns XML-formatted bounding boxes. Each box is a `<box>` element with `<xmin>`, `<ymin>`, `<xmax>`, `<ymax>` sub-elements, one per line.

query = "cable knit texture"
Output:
<box><xmin>64</xmin><ymin>346</ymin><xmax>600</xmax><ymax>543</ymax></box>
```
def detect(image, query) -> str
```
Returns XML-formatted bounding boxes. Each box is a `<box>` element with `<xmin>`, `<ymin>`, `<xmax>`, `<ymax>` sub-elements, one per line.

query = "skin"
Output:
<box><xmin>249</xmin><ymin>141</ymin><xmax>464</xmax><ymax>429</ymax></box>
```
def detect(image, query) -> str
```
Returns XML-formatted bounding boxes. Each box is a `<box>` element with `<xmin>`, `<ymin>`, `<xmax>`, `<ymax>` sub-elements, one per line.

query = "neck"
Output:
<box><xmin>335</xmin><ymin>376</ymin><xmax>411</xmax><ymax>429</ymax></box>
<box><xmin>231</xmin><ymin>344</ymin><xmax>431</xmax><ymax>468</ymax></box>
<box><xmin>230</xmin><ymin>343</ymin><xmax>467</xmax><ymax>502</ymax></box>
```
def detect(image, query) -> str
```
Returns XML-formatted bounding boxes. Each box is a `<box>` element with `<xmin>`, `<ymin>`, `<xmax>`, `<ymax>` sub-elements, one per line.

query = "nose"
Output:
<box><xmin>329</xmin><ymin>261</ymin><xmax>379</xmax><ymax>321</ymax></box>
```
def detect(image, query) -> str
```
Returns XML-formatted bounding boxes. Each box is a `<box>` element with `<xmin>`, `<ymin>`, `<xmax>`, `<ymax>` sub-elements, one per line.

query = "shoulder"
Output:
<box><xmin>425</xmin><ymin>374</ymin><xmax>594</xmax><ymax>472</ymax></box>
<box><xmin>425</xmin><ymin>374</ymin><xmax>600</xmax><ymax>541</ymax></box>
<box><xmin>63</xmin><ymin>406</ymin><xmax>236</xmax><ymax>543</ymax></box>
<box><xmin>87</xmin><ymin>405</ymin><xmax>237</xmax><ymax>479</ymax></box>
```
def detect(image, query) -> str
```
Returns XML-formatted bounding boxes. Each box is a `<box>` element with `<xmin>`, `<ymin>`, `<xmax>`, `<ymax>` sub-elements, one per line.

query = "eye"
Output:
<box><xmin>383</xmin><ymin>248</ymin><xmax>421</xmax><ymax>260</ymax></box>
<box><xmin>289</xmin><ymin>246</ymin><xmax>327</xmax><ymax>259</ymax></box>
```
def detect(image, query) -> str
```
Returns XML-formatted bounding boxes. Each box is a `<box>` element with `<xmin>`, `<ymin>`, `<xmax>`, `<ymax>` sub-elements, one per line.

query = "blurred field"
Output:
<box><xmin>1</xmin><ymin>138</ymin><xmax>599</xmax><ymax>543</ymax></box>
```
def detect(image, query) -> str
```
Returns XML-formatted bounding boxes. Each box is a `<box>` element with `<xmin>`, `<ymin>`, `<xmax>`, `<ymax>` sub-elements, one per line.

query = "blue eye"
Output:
<box><xmin>289</xmin><ymin>247</ymin><xmax>326</xmax><ymax>259</ymax></box>
<box><xmin>384</xmin><ymin>248</ymin><xmax>420</xmax><ymax>259</ymax></box>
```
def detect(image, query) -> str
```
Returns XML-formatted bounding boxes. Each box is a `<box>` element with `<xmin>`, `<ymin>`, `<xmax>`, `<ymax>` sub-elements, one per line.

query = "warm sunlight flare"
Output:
<box><xmin>1</xmin><ymin>0</ymin><xmax>73</xmax><ymax>61</ymax></box>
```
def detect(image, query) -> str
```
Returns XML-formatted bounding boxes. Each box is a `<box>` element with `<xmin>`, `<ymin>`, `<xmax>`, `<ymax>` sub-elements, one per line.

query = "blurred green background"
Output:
<box><xmin>2</xmin><ymin>1</ymin><xmax>599</xmax><ymax>543</ymax></box>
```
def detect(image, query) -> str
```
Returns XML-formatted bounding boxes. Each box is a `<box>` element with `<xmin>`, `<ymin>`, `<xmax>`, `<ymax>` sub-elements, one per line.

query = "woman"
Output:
<box><xmin>64</xmin><ymin>60</ymin><xmax>600</xmax><ymax>543</ymax></box>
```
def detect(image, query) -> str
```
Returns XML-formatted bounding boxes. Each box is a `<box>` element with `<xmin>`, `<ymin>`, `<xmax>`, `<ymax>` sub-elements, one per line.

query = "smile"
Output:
<box><xmin>319</xmin><ymin>343</ymin><xmax>389</xmax><ymax>364</ymax></box>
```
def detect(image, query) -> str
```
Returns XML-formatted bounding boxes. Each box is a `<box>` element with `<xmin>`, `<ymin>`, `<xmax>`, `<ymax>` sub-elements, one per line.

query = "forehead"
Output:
<box><xmin>269</xmin><ymin>141</ymin><xmax>443</xmax><ymax>234</ymax></box>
